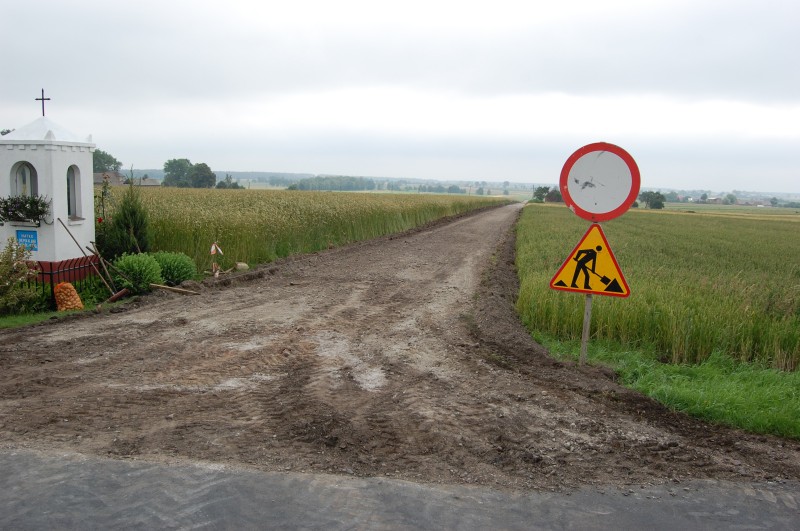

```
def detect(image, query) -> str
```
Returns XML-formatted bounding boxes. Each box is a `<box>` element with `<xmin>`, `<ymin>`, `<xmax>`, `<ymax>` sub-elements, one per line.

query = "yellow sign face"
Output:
<box><xmin>550</xmin><ymin>223</ymin><xmax>630</xmax><ymax>297</ymax></box>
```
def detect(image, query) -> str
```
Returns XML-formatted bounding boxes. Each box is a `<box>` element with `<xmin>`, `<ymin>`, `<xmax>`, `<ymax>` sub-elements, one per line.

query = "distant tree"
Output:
<box><xmin>216</xmin><ymin>174</ymin><xmax>243</xmax><ymax>189</ymax></box>
<box><xmin>503</xmin><ymin>181</ymin><xmax>510</xmax><ymax>189</ymax></box>
<box><xmin>533</xmin><ymin>186</ymin><xmax>550</xmax><ymax>201</ymax></box>
<box><xmin>770</xmin><ymin>197</ymin><xmax>779</xmax><ymax>207</ymax></box>
<box><xmin>723</xmin><ymin>193</ymin><xmax>737</xmax><ymax>205</ymax></box>
<box><xmin>475</xmin><ymin>187</ymin><xmax>485</xmax><ymax>196</ymax></box>
<box><xmin>545</xmin><ymin>188</ymin><xmax>562</xmax><ymax>202</ymax></box>
<box><xmin>189</xmin><ymin>163</ymin><xmax>216</xmax><ymax>188</ymax></box>
<box><xmin>163</xmin><ymin>158</ymin><xmax>193</xmax><ymax>187</ymax></box>
<box><xmin>664</xmin><ymin>191</ymin><xmax>680</xmax><ymax>202</ymax></box>
<box><xmin>93</xmin><ymin>149</ymin><xmax>123</xmax><ymax>173</ymax></box>
<box><xmin>446</xmin><ymin>185</ymin><xmax>463</xmax><ymax>194</ymax></box>
<box><xmin>700</xmin><ymin>193</ymin><xmax>708</xmax><ymax>202</ymax></box>
<box><xmin>293</xmin><ymin>176</ymin><xmax>376</xmax><ymax>191</ymax></box>
<box><xmin>639</xmin><ymin>191</ymin><xmax>666</xmax><ymax>209</ymax></box>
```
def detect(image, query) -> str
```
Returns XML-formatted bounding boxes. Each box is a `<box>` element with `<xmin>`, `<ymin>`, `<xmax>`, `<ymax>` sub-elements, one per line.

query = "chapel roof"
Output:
<box><xmin>1</xmin><ymin>116</ymin><xmax>92</xmax><ymax>144</ymax></box>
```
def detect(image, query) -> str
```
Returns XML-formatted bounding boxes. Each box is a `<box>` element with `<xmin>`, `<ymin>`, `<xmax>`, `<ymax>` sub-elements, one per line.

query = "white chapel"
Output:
<box><xmin>0</xmin><ymin>109</ymin><xmax>96</xmax><ymax>264</ymax></box>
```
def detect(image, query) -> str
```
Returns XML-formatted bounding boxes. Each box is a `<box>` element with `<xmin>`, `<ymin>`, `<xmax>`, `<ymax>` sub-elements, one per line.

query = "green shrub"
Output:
<box><xmin>113</xmin><ymin>253</ymin><xmax>163</xmax><ymax>294</ymax></box>
<box><xmin>151</xmin><ymin>251</ymin><xmax>197</xmax><ymax>286</ymax></box>
<box><xmin>76</xmin><ymin>276</ymin><xmax>113</xmax><ymax>306</ymax></box>
<box><xmin>102</xmin><ymin>182</ymin><xmax>151</xmax><ymax>259</ymax></box>
<box><xmin>0</xmin><ymin>237</ymin><xmax>40</xmax><ymax>315</ymax></box>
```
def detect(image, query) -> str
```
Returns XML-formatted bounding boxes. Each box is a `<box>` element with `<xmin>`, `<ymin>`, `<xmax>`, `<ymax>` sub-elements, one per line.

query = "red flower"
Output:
<box><xmin>97</xmin><ymin>217</ymin><xmax>103</xmax><ymax>224</ymax></box>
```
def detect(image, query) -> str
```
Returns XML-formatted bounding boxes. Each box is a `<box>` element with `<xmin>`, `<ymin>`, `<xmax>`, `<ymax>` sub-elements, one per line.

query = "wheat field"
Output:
<box><xmin>103</xmin><ymin>187</ymin><xmax>508</xmax><ymax>272</ymax></box>
<box><xmin>516</xmin><ymin>204</ymin><xmax>800</xmax><ymax>371</ymax></box>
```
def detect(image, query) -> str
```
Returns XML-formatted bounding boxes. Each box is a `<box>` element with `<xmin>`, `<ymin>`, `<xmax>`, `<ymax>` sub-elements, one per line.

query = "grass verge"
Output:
<box><xmin>536</xmin><ymin>331</ymin><xmax>800</xmax><ymax>439</ymax></box>
<box><xmin>0</xmin><ymin>311</ymin><xmax>64</xmax><ymax>329</ymax></box>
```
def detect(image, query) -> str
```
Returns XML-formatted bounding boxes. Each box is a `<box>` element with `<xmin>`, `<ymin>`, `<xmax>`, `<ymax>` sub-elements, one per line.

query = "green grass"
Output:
<box><xmin>0</xmin><ymin>311</ymin><xmax>63</xmax><ymax>329</ymax></box>
<box><xmin>539</xmin><ymin>332</ymin><xmax>800</xmax><ymax>439</ymax></box>
<box><xmin>516</xmin><ymin>202</ymin><xmax>800</xmax><ymax>437</ymax></box>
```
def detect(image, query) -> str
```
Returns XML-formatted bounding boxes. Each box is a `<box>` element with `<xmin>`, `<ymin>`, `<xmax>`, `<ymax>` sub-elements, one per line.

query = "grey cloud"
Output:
<box><xmin>5</xmin><ymin>1</ymin><xmax>798</xmax><ymax>105</ymax></box>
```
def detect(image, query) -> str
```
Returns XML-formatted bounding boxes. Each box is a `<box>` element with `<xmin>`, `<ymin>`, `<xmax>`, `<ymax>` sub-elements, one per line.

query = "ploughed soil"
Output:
<box><xmin>1</xmin><ymin>203</ymin><xmax>798</xmax><ymax>492</ymax></box>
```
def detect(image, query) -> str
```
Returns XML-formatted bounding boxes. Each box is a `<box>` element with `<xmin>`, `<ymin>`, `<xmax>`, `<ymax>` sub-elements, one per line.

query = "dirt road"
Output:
<box><xmin>1</xmin><ymin>203</ymin><xmax>798</xmax><ymax>492</ymax></box>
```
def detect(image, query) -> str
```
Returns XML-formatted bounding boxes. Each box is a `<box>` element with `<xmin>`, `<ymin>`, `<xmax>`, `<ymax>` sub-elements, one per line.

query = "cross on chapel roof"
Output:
<box><xmin>35</xmin><ymin>89</ymin><xmax>51</xmax><ymax>116</ymax></box>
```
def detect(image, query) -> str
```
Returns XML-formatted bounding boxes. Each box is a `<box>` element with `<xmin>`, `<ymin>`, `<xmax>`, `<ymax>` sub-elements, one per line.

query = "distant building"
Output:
<box><xmin>136</xmin><ymin>176</ymin><xmax>161</xmax><ymax>186</ymax></box>
<box><xmin>93</xmin><ymin>171</ymin><xmax>125</xmax><ymax>186</ymax></box>
<box><xmin>93</xmin><ymin>172</ymin><xmax>161</xmax><ymax>187</ymax></box>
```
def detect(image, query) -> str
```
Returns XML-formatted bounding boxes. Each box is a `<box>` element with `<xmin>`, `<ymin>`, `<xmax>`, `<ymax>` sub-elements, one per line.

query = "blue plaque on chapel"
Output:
<box><xmin>16</xmin><ymin>230</ymin><xmax>38</xmax><ymax>251</ymax></box>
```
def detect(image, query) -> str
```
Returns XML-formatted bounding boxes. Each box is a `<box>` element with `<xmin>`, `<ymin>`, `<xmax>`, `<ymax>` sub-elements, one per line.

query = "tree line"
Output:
<box><xmin>94</xmin><ymin>150</ymin><xmax>244</xmax><ymax>189</ymax></box>
<box><xmin>532</xmin><ymin>186</ymin><xmax>563</xmax><ymax>202</ymax></box>
<box><xmin>288</xmin><ymin>176</ymin><xmax>377</xmax><ymax>191</ymax></box>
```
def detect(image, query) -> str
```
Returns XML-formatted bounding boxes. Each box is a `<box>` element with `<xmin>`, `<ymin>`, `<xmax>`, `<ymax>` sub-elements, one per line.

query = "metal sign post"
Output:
<box><xmin>580</xmin><ymin>294</ymin><xmax>593</xmax><ymax>365</ymax></box>
<box><xmin>551</xmin><ymin>142</ymin><xmax>640</xmax><ymax>365</ymax></box>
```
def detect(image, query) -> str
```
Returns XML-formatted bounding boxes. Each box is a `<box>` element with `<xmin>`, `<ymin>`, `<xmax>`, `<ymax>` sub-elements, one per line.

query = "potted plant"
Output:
<box><xmin>0</xmin><ymin>195</ymin><xmax>52</xmax><ymax>226</ymax></box>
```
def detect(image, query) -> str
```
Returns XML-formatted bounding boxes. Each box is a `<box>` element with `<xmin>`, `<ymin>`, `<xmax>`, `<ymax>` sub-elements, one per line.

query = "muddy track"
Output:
<box><xmin>0</xmin><ymin>203</ymin><xmax>797</xmax><ymax>492</ymax></box>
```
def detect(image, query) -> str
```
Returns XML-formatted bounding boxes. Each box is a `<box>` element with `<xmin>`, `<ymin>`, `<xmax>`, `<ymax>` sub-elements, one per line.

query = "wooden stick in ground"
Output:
<box><xmin>86</xmin><ymin>245</ymin><xmax>133</xmax><ymax>284</ymax></box>
<box><xmin>105</xmin><ymin>288</ymin><xmax>129</xmax><ymax>303</ymax></box>
<box><xmin>149</xmin><ymin>283</ymin><xmax>200</xmax><ymax>295</ymax></box>
<box><xmin>86</xmin><ymin>243</ymin><xmax>117</xmax><ymax>292</ymax></box>
<box><xmin>101</xmin><ymin>257</ymin><xmax>133</xmax><ymax>284</ymax></box>
<box><xmin>57</xmin><ymin>218</ymin><xmax>115</xmax><ymax>296</ymax></box>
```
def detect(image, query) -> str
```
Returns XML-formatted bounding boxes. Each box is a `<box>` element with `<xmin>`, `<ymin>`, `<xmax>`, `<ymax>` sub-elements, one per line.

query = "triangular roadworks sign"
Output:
<box><xmin>550</xmin><ymin>223</ymin><xmax>630</xmax><ymax>297</ymax></box>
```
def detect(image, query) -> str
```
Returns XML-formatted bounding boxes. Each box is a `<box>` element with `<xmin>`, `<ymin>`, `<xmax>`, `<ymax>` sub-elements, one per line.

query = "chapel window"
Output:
<box><xmin>67</xmin><ymin>165</ymin><xmax>81</xmax><ymax>218</ymax></box>
<box><xmin>13</xmin><ymin>162</ymin><xmax>38</xmax><ymax>197</ymax></box>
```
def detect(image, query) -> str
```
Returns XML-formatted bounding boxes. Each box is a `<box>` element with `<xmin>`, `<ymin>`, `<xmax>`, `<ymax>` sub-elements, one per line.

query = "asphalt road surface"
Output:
<box><xmin>1</xmin><ymin>448</ymin><xmax>798</xmax><ymax>530</ymax></box>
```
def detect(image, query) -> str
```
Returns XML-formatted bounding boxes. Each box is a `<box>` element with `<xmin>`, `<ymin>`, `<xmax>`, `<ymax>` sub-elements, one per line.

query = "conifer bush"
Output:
<box><xmin>102</xmin><ymin>182</ymin><xmax>150</xmax><ymax>259</ymax></box>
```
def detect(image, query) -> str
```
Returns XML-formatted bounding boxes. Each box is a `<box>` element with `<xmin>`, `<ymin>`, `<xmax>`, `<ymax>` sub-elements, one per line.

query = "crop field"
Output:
<box><xmin>516</xmin><ymin>203</ymin><xmax>800</xmax><ymax>371</ymax></box>
<box><xmin>102</xmin><ymin>187</ymin><xmax>508</xmax><ymax>271</ymax></box>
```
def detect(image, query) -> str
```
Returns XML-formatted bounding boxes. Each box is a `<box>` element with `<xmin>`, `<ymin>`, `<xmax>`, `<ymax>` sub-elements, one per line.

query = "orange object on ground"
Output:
<box><xmin>54</xmin><ymin>282</ymin><xmax>84</xmax><ymax>311</ymax></box>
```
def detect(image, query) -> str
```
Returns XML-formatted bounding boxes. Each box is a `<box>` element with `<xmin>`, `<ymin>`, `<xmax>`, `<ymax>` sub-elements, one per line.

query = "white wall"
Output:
<box><xmin>0</xmin><ymin>140</ymin><xmax>95</xmax><ymax>262</ymax></box>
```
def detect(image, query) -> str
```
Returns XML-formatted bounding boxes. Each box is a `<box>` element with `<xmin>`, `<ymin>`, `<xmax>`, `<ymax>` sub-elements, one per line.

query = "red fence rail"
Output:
<box><xmin>30</xmin><ymin>257</ymin><xmax>100</xmax><ymax>309</ymax></box>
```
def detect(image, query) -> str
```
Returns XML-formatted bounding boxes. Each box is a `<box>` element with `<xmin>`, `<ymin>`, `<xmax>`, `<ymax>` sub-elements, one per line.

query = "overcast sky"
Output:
<box><xmin>2</xmin><ymin>0</ymin><xmax>798</xmax><ymax>193</ymax></box>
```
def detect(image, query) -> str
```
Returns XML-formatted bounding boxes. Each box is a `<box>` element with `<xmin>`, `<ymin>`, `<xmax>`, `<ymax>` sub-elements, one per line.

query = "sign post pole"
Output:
<box><xmin>580</xmin><ymin>294</ymin><xmax>593</xmax><ymax>366</ymax></box>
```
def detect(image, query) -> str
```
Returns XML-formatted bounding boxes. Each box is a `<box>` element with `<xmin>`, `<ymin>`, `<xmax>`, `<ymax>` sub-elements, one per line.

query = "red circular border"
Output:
<box><xmin>559</xmin><ymin>142</ymin><xmax>641</xmax><ymax>222</ymax></box>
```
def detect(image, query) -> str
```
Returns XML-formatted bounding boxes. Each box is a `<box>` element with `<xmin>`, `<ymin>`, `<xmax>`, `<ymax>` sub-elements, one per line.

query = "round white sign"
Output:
<box><xmin>559</xmin><ymin>143</ymin><xmax>640</xmax><ymax>222</ymax></box>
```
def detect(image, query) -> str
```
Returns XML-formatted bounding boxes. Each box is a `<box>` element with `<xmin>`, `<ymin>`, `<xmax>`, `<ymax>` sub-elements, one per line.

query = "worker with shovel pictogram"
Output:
<box><xmin>571</xmin><ymin>245</ymin><xmax>611</xmax><ymax>289</ymax></box>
